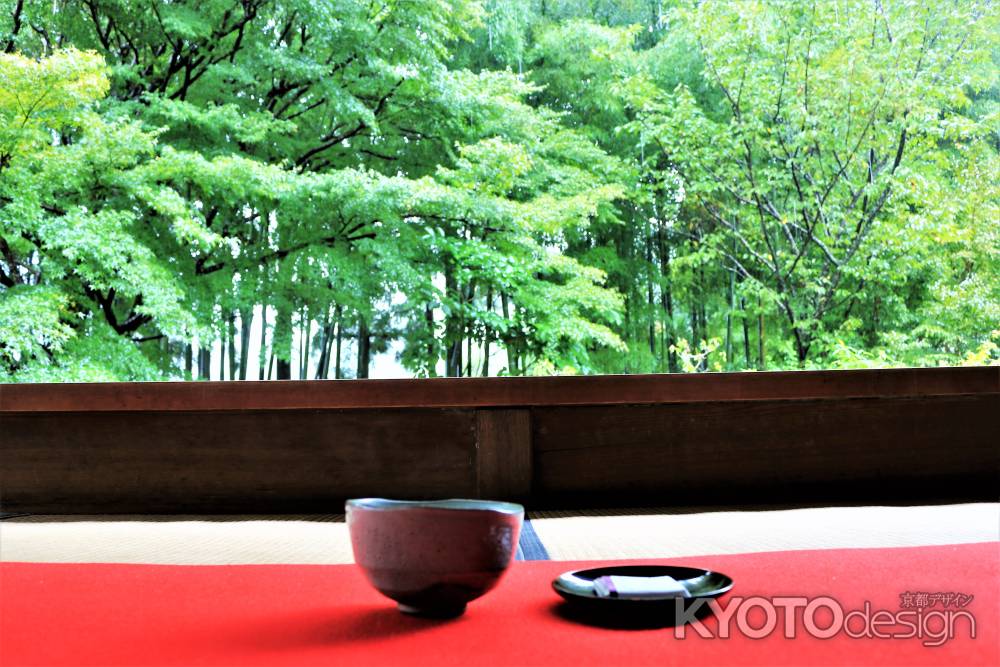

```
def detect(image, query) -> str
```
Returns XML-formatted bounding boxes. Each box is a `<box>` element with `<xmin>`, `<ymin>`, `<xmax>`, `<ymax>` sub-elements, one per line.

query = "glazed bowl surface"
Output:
<box><xmin>346</xmin><ymin>498</ymin><xmax>524</xmax><ymax>616</ymax></box>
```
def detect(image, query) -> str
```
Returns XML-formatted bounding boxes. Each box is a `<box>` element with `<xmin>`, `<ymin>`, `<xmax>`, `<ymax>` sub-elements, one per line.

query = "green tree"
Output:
<box><xmin>1</xmin><ymin>1</ymin><xmax>628</xmax><ymax>380</ymax></box>
<box><xmin>2</xmin><ymin>0</ymin><xmax>996</xmax><ymax>382</ymax></box>
<box><xmin>622</xmin><ymin>0</ymin><xmax>999</xmax><ymax>366</ymax></box>
<box><xmin>0</xmin><ymin>48</ymin><xmax>204</xmax><ymax>379</ymax></box>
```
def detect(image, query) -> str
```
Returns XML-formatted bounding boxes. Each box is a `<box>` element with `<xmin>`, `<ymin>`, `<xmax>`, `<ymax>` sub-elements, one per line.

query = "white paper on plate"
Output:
<box><xmin>592</xmin><ymin>575</ymin><xmax>691</xmax><ymax>599</ymax></box>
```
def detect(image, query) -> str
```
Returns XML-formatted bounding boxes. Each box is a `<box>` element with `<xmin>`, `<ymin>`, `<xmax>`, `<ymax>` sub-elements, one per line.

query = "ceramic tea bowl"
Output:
<box><xmin>346</xmin><ymin>498</ymin><xmax>524</xmax><ymax>617</ymax></box>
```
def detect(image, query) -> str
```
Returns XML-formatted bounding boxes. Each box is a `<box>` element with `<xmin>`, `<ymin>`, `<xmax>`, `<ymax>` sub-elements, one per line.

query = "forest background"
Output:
<box><xmin>1</xmin><ymin>0</ymin><xmax>997</xmax><ymax>381</ymax></box>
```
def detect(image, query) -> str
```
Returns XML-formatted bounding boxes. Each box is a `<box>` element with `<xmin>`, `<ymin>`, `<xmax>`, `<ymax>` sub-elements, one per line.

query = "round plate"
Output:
<box><xmin>552</xmin><ymin>565</ymin><xmax>734</xmax><ymax>627</ymax></box>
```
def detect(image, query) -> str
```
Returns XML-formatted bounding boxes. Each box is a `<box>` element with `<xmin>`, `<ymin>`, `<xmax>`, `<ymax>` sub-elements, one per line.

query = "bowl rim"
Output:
<box><xmin>346</xmin><ymin>498</ymin><xmax>524</xmax><ymax>515</ymax></box>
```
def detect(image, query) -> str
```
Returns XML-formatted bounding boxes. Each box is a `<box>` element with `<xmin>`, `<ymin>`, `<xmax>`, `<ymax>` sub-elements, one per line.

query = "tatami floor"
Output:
<box><xmin>2</xmin><ymin>503</ymin><xmax>997</xmax><ymax>564</ymax></box>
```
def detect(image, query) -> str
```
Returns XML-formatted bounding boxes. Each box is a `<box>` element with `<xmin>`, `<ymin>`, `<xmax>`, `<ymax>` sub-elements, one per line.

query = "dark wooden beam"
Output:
<box><xmin>0</xmin><ymin>368</ymin><xmax>996</xmax><ymax>513</ymax></box>
<box><xmin>532</xmin><ymin>394</ymin><xmax>999</xmax><ymax>506</ymax></box>
<box><xmin>0</xmin><ymin>408</ymin><xmax>477</xmax><ymax>513</ymax></box>
<box><xmin>2</xmin><ymin>367</ymin><xmax>996</xmax><ymax>413</ymax></box>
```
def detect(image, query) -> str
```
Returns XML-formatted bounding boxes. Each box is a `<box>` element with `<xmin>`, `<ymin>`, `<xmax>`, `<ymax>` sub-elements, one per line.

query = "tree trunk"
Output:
<box><xmin>198</xmin><ymin>345</ymin><xmax>211</xmax><ymax>380</ymax></box>
<box><xmin>466</xmin><ymin>336</ymin><xmax>472</xmax><ymax>377</ymax></box>
<box><xmin>322</xmin><ymin>312</ymin><xmax>336</xmax><ymax>379</ymax></box>
<box><xmin>238</xmin><ymin>308</ymin><xmax>252</xmax><ymax>380</ymax></box>
<box><xmin>357</xmin><ymin>315</ymin><xmax>371</xmax><ymax>379</ymax></box>
<box><xmin>184</xmin><ymin>343</ymin><xmax>193</xmax><ymax>378</ymax></box>
<box><xmin>465</xmin><ymin>298</ymin><xmax>473</xmax><ymax>377</ymax></box>
<box><xmin>218</xmin><ymin>332</ymin><xmax>225</xmax><ymax>380</ymax></box>
<box><xmin>500</xmin><ymin>291</ymin><xmax>516</xmax><ymax>375</ymax></box>
<box><xmin>300</xmin><ymin>307</ymin><xmax>312</xmax><ymax>380</ymax></box>
<box><xmin>274</xmin><ymin>304</ymin><xmax>292</xmax><ymax>380</ymax></box>
<box><xmin>698</xmin><ymin>267</ymin><xmax>708</xmax><ymax>346</ymax></box>
<box><xmin>787</xmin><ymin>310</ymin><xmax>810</xmax><ymax>365</ymax></box>
<box><xmin>757</xmin><ymin>296</ymin><xmax>766</xmax><ymax>371</ymax></box>
<box><xmin>620</xmin><ymin>214</ymin><xmax>633</xmax><ymax>374</ymax></box>
<box><xmin>424</xmin><ymin>305</ymin><xmax>436</xmax><ymax>376</ymax></box>
<box><xmin>334</xmin><ymin>307</ymin><xmax>343</xmax><ymax>379</ymax></box>
<box><xmin>481</xmin><ymin>286</ymin><xmax>492</xmax><ymax>376</ymax></box>
<box><xmin>689</xmin><ymin>302</ymin><xmax>698</xmax><ymax>346</ymax></box>
<box><xmin>315</xmin><ymin>307</ymin><xmax>332</xmax><ymax>380</ymax></box>
<box><xmin>444</xmin><ymin>266</ymin><xmax>463</xmax><ymax>377</ymax></box>
<box><xmin>741</xmin><ymin>297</ymin><xmax>751</xmax><ymax>369</ymax></box>
<box><xmin>463</xmin><ymin>281</ymin><xmax>474</xmax><ymax>377</ymax></box>
<box><xmin>646</xmin><ymin>231</ymin><xmax>655</xmax><ymax>358</ymax></box>
<box><xmin>258</xmin><ymin>305</ymin><xmax>268</xmax><ymax>380</ymax></box>
<box><xmin>663</xmin><ymin>291</ymin><xmax>677</xmax><ymax>372</ymax></box>
<box><xmin>658</xmin><ymin>229</ymin><xmax>678</xmax><ymax>373</ymax></box>
<box><xmin>725</xmin><ymin>268</ymin><xmax>735</xmax><ymax>369</ymax></box>
<box><xmin>795</xmin><ymin>334</ymin><xmax>809</xmax><ymax>365</ymax></box>
<box><xmin>227</xmin><ymin>311</ymin><xmax>237</xmax><ymax>380</ymax></box>
<box><xmin>296</xmin><ymin>309</ymin><xmax>304</xmax><ymax>379</ymax></box>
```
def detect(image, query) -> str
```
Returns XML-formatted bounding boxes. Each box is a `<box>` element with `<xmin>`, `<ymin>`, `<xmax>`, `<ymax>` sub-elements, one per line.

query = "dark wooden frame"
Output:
<box><xmin>1</xmin><ymin>367</ymin><xmax>997</xmax><ymax>513</ymax></box>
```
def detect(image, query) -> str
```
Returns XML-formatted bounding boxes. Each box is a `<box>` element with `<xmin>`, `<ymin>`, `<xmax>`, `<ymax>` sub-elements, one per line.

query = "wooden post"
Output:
<box><xmin>475</xmin><ymin>409</ymin><xmax>532</xmax><ymax>502</ymax></box>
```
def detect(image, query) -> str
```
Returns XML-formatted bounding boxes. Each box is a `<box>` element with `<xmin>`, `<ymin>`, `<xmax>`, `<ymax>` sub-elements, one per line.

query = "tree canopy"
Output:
<box><xmin>1</xmin><ymin>0</ymin><xmax>997</xmax><ymax>381</ymax></box>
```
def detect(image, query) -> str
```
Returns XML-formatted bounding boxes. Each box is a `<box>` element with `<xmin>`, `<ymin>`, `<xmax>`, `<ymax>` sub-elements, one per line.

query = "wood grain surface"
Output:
<box><xmin>531</xmin><ymin>394</ymin><xmax>999</xmax><ymax>505</ymax></box>
<box><xmin>1</xmin><ymin>368</ymin><xmax>996</xmax><ymax>513</ymax></box>
<box><xmin>1</xmin><ymin>409</ymin><xmax>477</xmax><ymax>513</ymax></box>
<box><xmin>476</xmin><ymin>409</ymin><xmax>532</xmax><ymax>502</ymax></box>
<box><xmin>2</xmin><ymin>366</ymin><xmax>996</xmax><ymax>412</ymax></box>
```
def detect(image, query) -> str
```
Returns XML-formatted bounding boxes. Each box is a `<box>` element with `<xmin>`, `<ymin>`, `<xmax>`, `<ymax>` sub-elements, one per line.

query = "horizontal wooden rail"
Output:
<box><xmin>1</xmin><ymin>368</ymin><xmax>997</xmax><ymax>513</ymax></box>
<box><xmin>1</xmin><ymin>366</ymin><xmax>997</xmax><ymax>412</ymax></box>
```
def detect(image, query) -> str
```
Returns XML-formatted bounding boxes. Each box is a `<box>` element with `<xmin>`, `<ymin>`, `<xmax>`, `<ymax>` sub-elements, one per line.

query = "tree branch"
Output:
<box><xmin>3</xmin><ymin>0</ymin><xmax>24</xmax><ymax>52</ymax></box>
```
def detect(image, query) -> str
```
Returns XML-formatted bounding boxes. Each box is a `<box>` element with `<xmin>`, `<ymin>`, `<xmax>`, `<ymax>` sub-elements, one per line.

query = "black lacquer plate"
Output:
<box><xmin>552</xmin><ymin>565</ymin><xmax>734</xmax><ymax>628</ymax></box>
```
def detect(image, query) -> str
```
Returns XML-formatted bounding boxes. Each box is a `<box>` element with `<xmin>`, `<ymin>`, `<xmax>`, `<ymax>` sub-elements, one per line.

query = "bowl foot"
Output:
<box><xmin>398</xmin><ymin>602</ymin><xmax>467</xmax><ymax>618</ymax></box>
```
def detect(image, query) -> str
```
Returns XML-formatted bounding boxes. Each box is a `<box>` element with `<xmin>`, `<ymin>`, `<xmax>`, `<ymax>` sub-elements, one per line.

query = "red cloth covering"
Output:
<box><xmin>2</xmin><ymin>543</ymin><xmax>996</xmax><ymax>666</ymax></box>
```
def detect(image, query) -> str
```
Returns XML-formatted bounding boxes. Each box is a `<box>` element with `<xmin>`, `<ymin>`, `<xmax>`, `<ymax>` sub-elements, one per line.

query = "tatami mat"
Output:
<box><xmin>1</xmin><ymin>504</ymin><xmax>996</xmax><ymax>565</ymax></box>
<box><xmin>528</xmin><ymin>503</ymin><xmax>1000</xmax><ymax>560</ymax></box>
<box><xmin>0</xmin><ymin>515</ymin><xmax>353</xmax><ymax>565</ymax></box>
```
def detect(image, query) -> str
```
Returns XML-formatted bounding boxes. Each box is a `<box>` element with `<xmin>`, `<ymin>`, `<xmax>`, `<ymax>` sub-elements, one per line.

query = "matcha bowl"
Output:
<box><xmin>346</xmin><ymin>498</ymin><xmax>524</xmax><ymax>617</ymax></box>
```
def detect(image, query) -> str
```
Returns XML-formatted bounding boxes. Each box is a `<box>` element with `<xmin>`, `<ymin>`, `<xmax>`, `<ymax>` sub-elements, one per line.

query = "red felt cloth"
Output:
<box><xmin>1</xmin><ymin>543</ymin><xmax>997</xmax><ymax>667</ymax></box>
